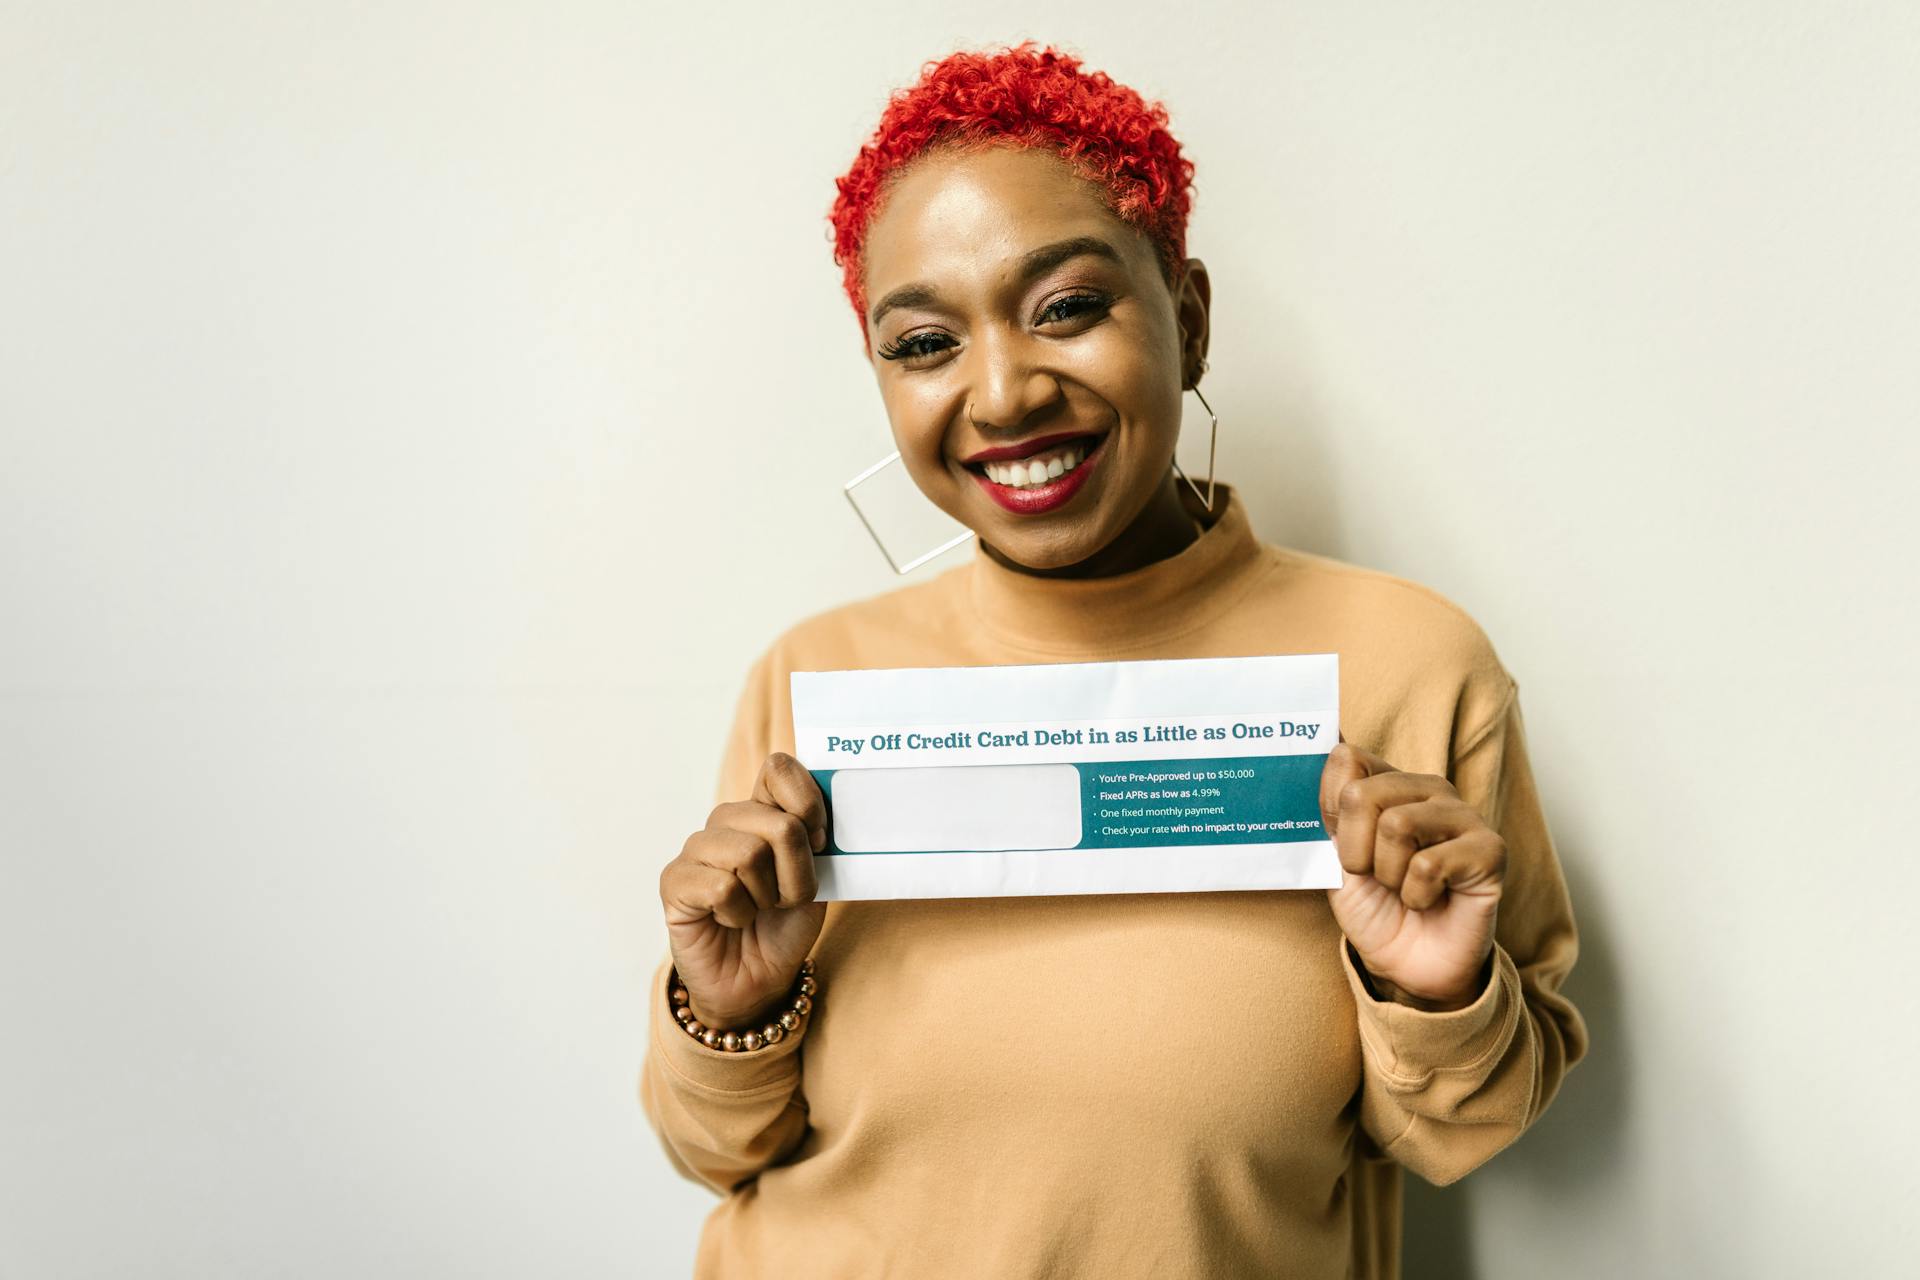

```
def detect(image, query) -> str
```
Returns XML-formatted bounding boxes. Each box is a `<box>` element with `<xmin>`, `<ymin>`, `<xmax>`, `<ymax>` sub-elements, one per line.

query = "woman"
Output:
<box><xmin>641</xmin><ymin>42</ymin><xmax>1587</xmax><ymax>1278</ymax></box>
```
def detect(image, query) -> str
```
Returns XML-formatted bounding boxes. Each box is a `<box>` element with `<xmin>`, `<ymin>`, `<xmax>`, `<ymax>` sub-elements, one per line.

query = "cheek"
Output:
<box><xmin>1082</xmin><ymin>345</ymin><xmax>1182</xmax><ymax>460</ymax></box>
<box><xmin>897</xmin><ymin>448</ymin><xmax>955</xmax><ymax>506</ymax></box>
<box><xmin>881</xmin><ymin>391</ymin><xmax>959</xmax><ymax>496</ymax></box>
<box><xmin>1075</xmin><ymin>314</ymin><xmax>1177</xmax><ymax>406</ymax></box>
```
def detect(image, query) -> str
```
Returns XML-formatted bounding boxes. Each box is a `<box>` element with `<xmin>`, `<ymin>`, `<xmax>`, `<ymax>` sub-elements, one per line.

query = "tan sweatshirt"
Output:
<box><xmin>640</xmin><ymin>484</ymin><xmax>1587</xmax><ymax>1279</ymax></box>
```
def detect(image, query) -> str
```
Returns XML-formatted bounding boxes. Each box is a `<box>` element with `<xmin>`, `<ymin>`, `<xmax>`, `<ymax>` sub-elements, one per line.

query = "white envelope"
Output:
<box><xmin>791</xmin><ymin>654</ymin><xmax>1340</xmax><ymax>902</ymax></box>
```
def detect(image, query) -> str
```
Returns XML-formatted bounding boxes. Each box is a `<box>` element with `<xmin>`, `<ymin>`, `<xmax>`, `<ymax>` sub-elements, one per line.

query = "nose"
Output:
<box><xmin>963</xmin><ymin>327</ymin><xmax>1062</xmax><ymax>434</ymax></box>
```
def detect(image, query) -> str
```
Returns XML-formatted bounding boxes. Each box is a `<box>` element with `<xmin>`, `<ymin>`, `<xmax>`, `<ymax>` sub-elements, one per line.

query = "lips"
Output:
<box><xmin>962</xmin><ymin>431</ymin><xmax>1109</xmax><ymax>515</ymax></box>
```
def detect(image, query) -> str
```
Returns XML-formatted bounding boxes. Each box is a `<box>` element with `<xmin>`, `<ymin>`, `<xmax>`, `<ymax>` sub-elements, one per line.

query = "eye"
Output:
<box><xmin>876</xmin><ymin>330</ymin><xmax>955</xmax><ymax>364</ymax></box>
<box><xmin>1037</xmin><ymin>291</ymin><xmax>1111</xmax><ymax>326</ymax></box>
<box><xmin>876</xmin><ymin>292</ymin><xmax>1111</xmax><ymax>365</ymax></box>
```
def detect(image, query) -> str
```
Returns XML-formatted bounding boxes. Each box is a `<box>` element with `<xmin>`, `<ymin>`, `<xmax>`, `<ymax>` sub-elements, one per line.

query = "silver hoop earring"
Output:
<box><xmin>1171</xmin><ymin>361</ymin><xmax>1219</xmax><ymax>510</ymax></box>
<box><xmin>842</xmin><ymin>450</ymin><xmax>974</xmax><ymax>575</ymax></box>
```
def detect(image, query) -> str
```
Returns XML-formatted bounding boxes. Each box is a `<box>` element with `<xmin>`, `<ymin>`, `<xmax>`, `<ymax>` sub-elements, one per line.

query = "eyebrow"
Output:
<box><xmin>867</xmin><ymin>235</ymin><xmax>1125</xmax><ymax>327</ymax></box>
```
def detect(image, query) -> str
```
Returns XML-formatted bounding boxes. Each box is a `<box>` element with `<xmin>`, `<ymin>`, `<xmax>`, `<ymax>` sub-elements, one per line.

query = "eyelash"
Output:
<box><xmin>877</xmin><ymin>291</ymin><xmax>1111</xmax><ymax>363</ymax></box>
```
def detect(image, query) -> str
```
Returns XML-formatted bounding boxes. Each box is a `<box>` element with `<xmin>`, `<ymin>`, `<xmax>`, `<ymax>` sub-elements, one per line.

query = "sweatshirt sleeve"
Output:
<box><xmin>1341</xmin><ymin>678</ymin><xmax>1590</xmax><ymax>1186</ymax></box>
<box><xmin>637</xmin><ymin>650</ymin><xmax>815</xmax><ymax>1194</ymax></box>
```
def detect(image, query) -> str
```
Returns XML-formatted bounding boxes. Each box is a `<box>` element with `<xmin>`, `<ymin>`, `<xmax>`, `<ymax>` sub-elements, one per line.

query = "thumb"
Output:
<box><xmin>1318</xmin><ymin>734</ymin><xmax>1395</xmax><ymax>837</ymax></box>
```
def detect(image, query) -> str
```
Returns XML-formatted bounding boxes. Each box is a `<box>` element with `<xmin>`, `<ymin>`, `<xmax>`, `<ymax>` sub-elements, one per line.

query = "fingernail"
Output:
<box><xmin>812</xmin><ymin>827</ymin><xmax>827</xmax><ymax>852</ymax></box>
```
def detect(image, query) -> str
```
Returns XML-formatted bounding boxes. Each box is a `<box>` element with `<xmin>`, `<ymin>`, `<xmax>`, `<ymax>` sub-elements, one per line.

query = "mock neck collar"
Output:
<box><xmin>963</xmin><ymin>483</ymin><xmax>1269</xmax><ymax>654</ymax></box>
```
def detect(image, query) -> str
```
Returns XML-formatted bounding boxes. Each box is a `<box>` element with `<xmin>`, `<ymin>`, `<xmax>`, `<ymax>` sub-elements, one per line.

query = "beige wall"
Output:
<box><xmin>2</xmin><ymin>3</ymin><xmax>1914</xmax><ymax>1275</ymax></box>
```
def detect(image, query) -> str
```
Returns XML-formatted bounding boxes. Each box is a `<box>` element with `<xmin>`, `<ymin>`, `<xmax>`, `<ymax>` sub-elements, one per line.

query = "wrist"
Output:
<box><xmin>1351</xmin><ymin>945</ymin><xmax>1493</xmax><ymax>1013</ymax></box>
<box><xmin>671</xmin><ymin>960</ymin><xmax>817</xmax><ymax>1053</ymax></box>
<box><xmin>688</xmin><ymin>991</ymin><xmax>784</xmax><ymax>1031</ymax></box>
<box><xmin>1378</xmin><ymin>976</ymin><xmax>1476</xmax><ymax>1013</ymax></box>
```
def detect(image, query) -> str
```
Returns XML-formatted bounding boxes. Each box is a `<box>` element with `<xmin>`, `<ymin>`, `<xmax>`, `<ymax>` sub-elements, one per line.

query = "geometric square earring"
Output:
<box><xmin>842</xmin><ymin>450</ymin><xmax>975</xmax><ymax>574</ymax></box>
<box><xmin>1170</xmin><ymin>360</ymin><xmax>1219</xmax><ymax>511</ymax></box>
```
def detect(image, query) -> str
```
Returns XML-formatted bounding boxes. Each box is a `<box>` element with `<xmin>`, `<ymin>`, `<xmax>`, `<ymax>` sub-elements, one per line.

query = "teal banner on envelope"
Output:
<box><xmin>812</xmin><ymin>753</ymin><xmax>1328</xmax><ymax>856</ymax></box>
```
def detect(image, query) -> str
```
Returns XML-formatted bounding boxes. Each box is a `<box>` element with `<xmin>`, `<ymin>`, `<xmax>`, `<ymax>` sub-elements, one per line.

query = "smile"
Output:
<box><xmin>979</xmin><ymin>439</ymin><xmax>1093</xmax><ymax>488</ymax></box>
<box><xmin>961</xmin><ymin>431</ymin><xmax>1109</xmax><ymax>516</ymax></box>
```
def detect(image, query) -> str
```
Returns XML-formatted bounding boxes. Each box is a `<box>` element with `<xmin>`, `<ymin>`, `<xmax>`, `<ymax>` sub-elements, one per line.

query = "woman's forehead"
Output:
<box><xmin>864</xmin><ymin>147</ymin><xmax>1151</xmax><ymax>298</ymax></box>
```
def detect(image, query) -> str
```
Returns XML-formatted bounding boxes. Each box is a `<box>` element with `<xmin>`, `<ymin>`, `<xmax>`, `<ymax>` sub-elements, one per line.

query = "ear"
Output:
<box><xmin>1174</xmin><ymin>257</ymin><xmax>1212</xmax><ymax>386</ymax></box>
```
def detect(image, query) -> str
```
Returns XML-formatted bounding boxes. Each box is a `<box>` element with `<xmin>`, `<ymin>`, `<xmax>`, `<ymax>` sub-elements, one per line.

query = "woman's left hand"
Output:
<box><xmin>1318</xmin><ymin>739</ymin><xmax>1507</xmax><ymax>1011</ymax></box>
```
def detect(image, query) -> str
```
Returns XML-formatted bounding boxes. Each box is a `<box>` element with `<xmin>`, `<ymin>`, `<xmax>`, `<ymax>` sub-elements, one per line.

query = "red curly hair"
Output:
<box><xmin>829</xmin><ymin>41</ymin><xmax>1197</xmax><ymax>351</ymax></box>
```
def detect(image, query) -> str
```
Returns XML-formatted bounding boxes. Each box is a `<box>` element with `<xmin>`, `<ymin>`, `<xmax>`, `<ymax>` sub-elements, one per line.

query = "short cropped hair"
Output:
<box><xmin>829</xmin><ymin>41</ymin><xmax>1197</xmax><ymax>349</ymax></box>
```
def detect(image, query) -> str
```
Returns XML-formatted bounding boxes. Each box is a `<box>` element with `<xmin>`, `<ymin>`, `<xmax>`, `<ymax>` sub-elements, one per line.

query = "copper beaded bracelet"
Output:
<box><xmin>669</xmin><ymin>958</ymin><xmax>817</xmax><ymax>1053</ymax></box>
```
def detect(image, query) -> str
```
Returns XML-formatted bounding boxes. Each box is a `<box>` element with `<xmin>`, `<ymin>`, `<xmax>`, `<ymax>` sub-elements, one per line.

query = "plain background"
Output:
<box><xmin>3</xmin><ymin>3</ymin><xmax>1916</xmax><ymax>1276</ymax></box>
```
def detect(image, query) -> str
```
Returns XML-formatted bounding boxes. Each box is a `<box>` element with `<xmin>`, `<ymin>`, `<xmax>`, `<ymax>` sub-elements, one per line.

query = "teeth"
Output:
<box><xmin>981</xmin><ymin>442</ymin><xmax>1092</xmax><ymax>489</ymax></box>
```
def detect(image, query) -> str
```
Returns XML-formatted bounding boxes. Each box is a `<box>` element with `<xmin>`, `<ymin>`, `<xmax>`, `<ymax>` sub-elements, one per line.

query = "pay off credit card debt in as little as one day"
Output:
<box><xmin>790</xmin><ymin>654</ymin><xmax>1340</xmax><ymax>902</ymax></box>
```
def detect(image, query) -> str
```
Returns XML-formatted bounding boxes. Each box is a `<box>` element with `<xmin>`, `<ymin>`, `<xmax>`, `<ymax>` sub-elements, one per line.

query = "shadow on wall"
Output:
<box><xmin>1223</xmin><ymin>342</ymin><xmax>1629</xmax><ymax>1278</ymax></box>
<box><xmin>1399</xmin><ymin>852</ymin><xmax>1629</xmax><ymax>1279</ymax></box>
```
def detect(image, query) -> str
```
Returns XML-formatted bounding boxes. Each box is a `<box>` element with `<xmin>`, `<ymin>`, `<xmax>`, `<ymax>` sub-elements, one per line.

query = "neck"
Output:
<box><xmin>981</xmin><ymin>471</ymin><xmax>1203</xmax><ymax>580</ymax></box>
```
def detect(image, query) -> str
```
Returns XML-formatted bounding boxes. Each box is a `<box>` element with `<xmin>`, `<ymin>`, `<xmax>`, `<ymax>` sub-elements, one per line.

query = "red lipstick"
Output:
<box><xmin>967</xmin><ymin>433</ymin><xmax>1109</xmax><ymax>515</ymax></box>
<box><xmin>963</xmin><ymin>431</ymin><xmax>1100</xmax><ymax>465</ymax></box>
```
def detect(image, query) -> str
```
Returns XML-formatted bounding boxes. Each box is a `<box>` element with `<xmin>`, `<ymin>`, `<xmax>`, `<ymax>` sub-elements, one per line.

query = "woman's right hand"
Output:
<box><xmin>659</xmin><ymin>751</ymin><xmax>828</xmax><ymax>1031</ymax></box>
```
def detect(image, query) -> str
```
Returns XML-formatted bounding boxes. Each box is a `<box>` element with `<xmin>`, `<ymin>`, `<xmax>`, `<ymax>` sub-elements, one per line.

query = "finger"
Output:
<box><xmin>754</xmin><ymin>752</ymin><xmax>829</xmax><ymax>852</ymax></box>
<box><xmin>660</xmin><ymin>858</ymin><xmax>757</xmax><ymax>930</ymax></box>
<box><xmin>1401</xmin><ymin>827</ymin><xmax>1507</xmax><ymax>910</ymax></box>
<box><xmin>708</xmin><ymin>799</ymin><xmax>819</xmax><ymax>907</ymax></box>
<box><xmin>1333</xmin><ymin>770</ymin><xmax>1457</xmax><ymax>877</ymax></box>
<box><xmin>1319</xmin><ymin>741</ymin><xmax>1395</xmax><ymax>838</ymax></box>
<box><xmin>1371</xmin><ymin>797</ymin><xmax>1478</xmax><ymax>891</ymax></box>
<box><xmin>1400</xmin><ymin>851</ymin><xmax>1446</xmax><ymax>911</ymax></box>
<box><xmin>688</xmin><ymin>828</ymin><xmax>780</xmax><ymax>913</ymax></box>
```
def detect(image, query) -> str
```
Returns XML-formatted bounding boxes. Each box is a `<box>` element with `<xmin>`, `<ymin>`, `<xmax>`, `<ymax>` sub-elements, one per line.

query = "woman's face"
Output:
<box><xmin>861</xmin><ymin>144</ymin><xmax>1210</xmax><ymax>571</ymax></box>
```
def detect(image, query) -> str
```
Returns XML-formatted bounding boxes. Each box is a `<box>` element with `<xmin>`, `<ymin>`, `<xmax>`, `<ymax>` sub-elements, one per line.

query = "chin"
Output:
<box><xmin>978</xmin><ymin>518</ymin><xmax>1117</xmax><ymax>571</ymax></box>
